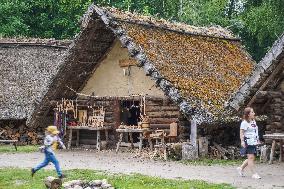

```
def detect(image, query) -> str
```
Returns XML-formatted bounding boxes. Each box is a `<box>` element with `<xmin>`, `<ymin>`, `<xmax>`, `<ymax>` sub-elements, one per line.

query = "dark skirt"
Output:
<box><xmin>240</xmin><ymin>145</ymin><xmax>257</xmax><ymax>156</ymax></box>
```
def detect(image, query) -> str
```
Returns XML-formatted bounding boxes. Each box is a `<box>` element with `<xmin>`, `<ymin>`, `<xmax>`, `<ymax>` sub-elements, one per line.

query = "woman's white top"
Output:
<box><xmin>240</xmin><ymin>120</ymin><xmax>259</xmax><ymax>145</ymax></box>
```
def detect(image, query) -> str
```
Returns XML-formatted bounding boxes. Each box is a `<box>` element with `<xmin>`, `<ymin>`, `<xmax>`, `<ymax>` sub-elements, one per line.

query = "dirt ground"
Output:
<box><xmin>0</xmin><ymin>150</ymin><xmax>284</xmax><ymax>189</ymax></box>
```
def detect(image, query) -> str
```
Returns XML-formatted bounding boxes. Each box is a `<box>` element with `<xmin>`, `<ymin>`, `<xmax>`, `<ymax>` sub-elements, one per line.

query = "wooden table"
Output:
<box><xmin>263</xmin><ymin>133</ymin><xmax>284</xmax><ymax>164</ymax></box>
<box><xmin>67</xmin><ymin>126</ymin><xmax>112</xmax><ymax>151</ymax></box>
<box><xmin>116</xmin><ymin>128</ymin><xmax>152</xmax><ymax>155</ymax></box>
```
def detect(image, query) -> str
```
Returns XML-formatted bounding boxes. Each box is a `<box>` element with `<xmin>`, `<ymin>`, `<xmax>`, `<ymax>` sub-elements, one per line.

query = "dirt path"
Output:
<box><xmin>0</xmin><ymin>150</ymin><xmax>283</xmax><ymax>189</ymax></box>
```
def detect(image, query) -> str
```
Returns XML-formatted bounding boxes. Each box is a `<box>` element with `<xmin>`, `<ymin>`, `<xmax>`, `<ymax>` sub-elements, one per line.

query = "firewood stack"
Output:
<box><xmin>209</xmin><ymin>142</ymin><xmax>240</xmax><ymax>159</ymax></box>
<box><xmin>0</xmin><ymin>122</ymin><xmax>43</xmax><ymax>144</ymax></box>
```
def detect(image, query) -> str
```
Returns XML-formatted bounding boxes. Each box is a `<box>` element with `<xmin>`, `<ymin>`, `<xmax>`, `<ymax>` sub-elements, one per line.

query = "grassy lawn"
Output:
<box><xmin>0</xmin><ymin>168</ymin><xmax>235</xmax><ymax>189</ymax></box>
<box><xmin>0</xmin><ymin>145</ymin><xmax>39</xmax><ymax>153</ymax></box>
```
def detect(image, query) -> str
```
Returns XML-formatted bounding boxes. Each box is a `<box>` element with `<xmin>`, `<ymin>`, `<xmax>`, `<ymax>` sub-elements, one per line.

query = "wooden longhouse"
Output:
<box><xmin>1</xmin><ymin>4</ymin><xmax>257</xmax><ymax>146</ymax></box>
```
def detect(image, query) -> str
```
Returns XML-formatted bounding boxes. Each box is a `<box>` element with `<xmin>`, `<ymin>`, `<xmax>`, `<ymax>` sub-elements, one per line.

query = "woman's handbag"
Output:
<box><xmin>240</xmin><ymin>147</ymin><xmax>247</xmax><ymax>156</ymax></box>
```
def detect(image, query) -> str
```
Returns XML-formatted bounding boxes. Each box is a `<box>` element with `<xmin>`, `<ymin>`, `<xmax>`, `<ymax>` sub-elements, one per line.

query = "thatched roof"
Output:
<box><xmin>0</xmin><ymin>38</ymin><xmax>71</xmax><ymax>120</ymax></box>
<box><xmin>228</xmin><ymin>33</ymin><xmax>284</xmax><ymax>112</ymax></box>
<box><xmin>26</xmin><ymin>4</ymin><xmax>255</xmax><ymax>126</ymax></box>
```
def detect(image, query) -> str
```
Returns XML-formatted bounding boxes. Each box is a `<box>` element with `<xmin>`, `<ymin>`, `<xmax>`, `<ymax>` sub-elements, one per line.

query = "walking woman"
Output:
<box><xmin>237</xmin><ymin>107</ymin><xmax>261</xmax><ymax>179</ymax></box>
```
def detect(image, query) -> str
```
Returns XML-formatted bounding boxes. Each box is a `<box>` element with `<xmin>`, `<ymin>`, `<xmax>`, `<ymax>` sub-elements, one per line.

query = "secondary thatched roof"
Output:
<box><xmin>228</xmin><ymin>33</ymin><xmax>284</xmax><ymax>112</ymax></box>
<box><xmin>0</xmin><ymin>38</ymin><xmax>71</xmax><ymax>120</ymax></box>
<box><xmin>26</xmin><ymin>4</ymin><xmax>255</xmax><ymax>126</ymax></box>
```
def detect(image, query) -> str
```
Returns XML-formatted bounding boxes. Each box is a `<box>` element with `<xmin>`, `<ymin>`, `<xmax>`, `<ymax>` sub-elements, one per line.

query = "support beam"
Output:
<box><xmin>190</xmin><ymin>119</ymin><xmax>197</xmax><ymax>148</ymax></box>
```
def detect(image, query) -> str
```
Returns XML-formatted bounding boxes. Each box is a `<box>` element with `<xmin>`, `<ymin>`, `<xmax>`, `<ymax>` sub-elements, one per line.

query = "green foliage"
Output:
<box><xmin>241</xmin><ymin>0</ymin><xmax>284</xmax><ymax>61</ymax></box>
<box><xmin>0</xmin><ymin>0</ymin><xmax>30</xmax><ymax>37</ymax></box>
<box><xmin>0</xmin><ymin>145</ymin><xmax>39</xmax><ymax>153</ymax></box>
<box><xmin>0</xmin><ymin>168</ymin><xmax>235</xmax><ymax>189</ymax></box>
<box><xmin>0</xmin><ymin>0</ymin><xmax>283</xmax><ymax>61</ymax></box>
<box><xmin>0</xmin><ymin>0</ymin><xmax>92</xmax><ymax>39</ymax></box>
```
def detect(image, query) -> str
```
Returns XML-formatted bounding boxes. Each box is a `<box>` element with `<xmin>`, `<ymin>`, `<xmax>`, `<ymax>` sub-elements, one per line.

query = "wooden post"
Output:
<box><xmin>138</xmin><ymin>132</ymin><xmax>143</xmax><ymax>155</ymax></box>
<box><xmin>67</xmin><ymin>129</ymin><xmax>72</xmax><ymax>149</ymax></box>
<box><xmin>269</xmin><ymin>140</ymin><xmax>276</xmax><ymax>164</ymax></box>
<box><xmin>129</xmin><ymin>133</ymin><xmax>134</xmax><ymax>149</ymax></box>
<box><xmin>279</xmin><ymin>140</ymin><xmax>283</xmax><ymax>162</ymax></box>
<box><xmin>96</xmin><ymin>130</ymin><xmax>101</xmax><ymax>151</ymax></box>
<box><xmin>76</xmin><ymin>130</ymin><xmax>80</xmax><ymax>147</ymax></box>
<box><xmin>190</xmin><ymin>119</ymin><xmax>197</xmax><ymax>148</ymax></box>
<box><xmin>182</xmin><ymin>119</ymin><xmax>198</xmax><ymax>160</ymax></box>
<box><xmin>116</xmin><ymin>132</ymin><xmax>123</xmax><ymax>153</ymax></box>
<box><xmin>105</xmin><ymin>129</ymin><xmax>109</xmax><ymax>148</ymax></box>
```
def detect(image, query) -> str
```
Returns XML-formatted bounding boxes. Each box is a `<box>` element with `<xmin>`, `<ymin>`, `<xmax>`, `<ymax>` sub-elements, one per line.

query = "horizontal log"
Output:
<box><xmin>148</xmin><ymin>111</ymin><xmax>180</xmax><ymax>118</ymax></box>
<box><xmin>267</xmin><ymin>91</ymin><xmax>282</xmax><ymax>98</ymax></box>
<box><xmin>271</xmin><ymin>122</ymin><xmax>282</xmax><ymax>129</ymax></box>
<box><xmin>146</xmin><ymin>106</ymin><xmax>179</xmax><ymax>112</ymax></box>
<box><xmin>149</xmin><ymin>118</ymin><xmax>179</xmax><ymax>124</ymax></box>
<box><xmin>105</xmin><ymin>117</ymin><xmax>114</xmax><ymax>122</ymax></box>
<box><xmin>270</xmin><ymin>115</ymin><xmax>282</xmax><ymax>122</ymax></box>
<box><xmin>271</xmin><ymin>98</ymin><xmax>282</xmax><ymax>103</ymax></box>
<box><xmin>150</xmin><ymin>124</ymin><xmax>171</xmax><ymax>129</ymax></box>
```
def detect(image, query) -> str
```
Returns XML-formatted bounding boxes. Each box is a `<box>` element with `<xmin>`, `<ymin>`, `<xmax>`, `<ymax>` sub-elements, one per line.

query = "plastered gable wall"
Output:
<box><xmin>81</xmin><ymin>40</ymin><xmax>165</xmax><ymax>97</ymax></box>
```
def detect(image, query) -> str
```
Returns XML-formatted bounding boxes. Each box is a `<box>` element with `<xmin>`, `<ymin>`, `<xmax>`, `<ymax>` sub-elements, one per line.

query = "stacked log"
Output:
<box><xmin>209</xmin><ymin>143</ymin><xmax>240</xmax><ymax>159</ymax></box>
<box><xmin>0</xmin><ymin>120</ymin><xmax>43</xmax><ymax>144</ymax></box>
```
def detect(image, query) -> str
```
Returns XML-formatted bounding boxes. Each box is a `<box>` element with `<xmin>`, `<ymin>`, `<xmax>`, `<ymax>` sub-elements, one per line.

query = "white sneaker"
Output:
<box><xmin>236</xmin><ymin>167</ymin><xmax>244</xmax><ymax>177</ymax></box>
<box><xmin>252</xmin><ymin>173</ymin><xmax>261</xmax><ymax>179</ymax></box>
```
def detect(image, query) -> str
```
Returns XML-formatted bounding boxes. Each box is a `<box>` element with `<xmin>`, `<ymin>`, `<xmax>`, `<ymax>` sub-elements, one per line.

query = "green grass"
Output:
<box><xmin>180</xmin><ymin>158</ymin><xmax>244</xmax><ymax>166</ymax></box>
<box><xmin>0</xmin><ymin>168</ymin><xmax>235</xmax><ymax>189</ymax></box>
<box><xmin>0</xmin><ymin>145</ymin><xmax>39</xmax><ymax>153</ymax></box>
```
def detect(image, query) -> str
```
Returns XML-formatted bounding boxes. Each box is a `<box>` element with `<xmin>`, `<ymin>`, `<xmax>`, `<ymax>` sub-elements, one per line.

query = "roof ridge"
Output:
<box><xmin>100</xmin><ymin>6</ymin><xmax>237</xmax><ymax>40</ymax></box>
<box><xmin>0</xmin><ymin>38</ymin><xmax>72</xmax><ymax>47</ymax></box>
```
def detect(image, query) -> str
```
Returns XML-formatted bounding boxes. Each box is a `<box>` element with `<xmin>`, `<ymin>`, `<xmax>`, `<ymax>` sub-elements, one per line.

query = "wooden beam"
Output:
<box><xmin>247</xmin><ymin>61</ymin><xmax>284</xmax><ymax>107</ymax></box>
<box><xmin>190</xmin><ymin>119</ymin><xmax>197</xmax><ymax>148</ymax></box>
<box><xmin>119</xmin><ymin>58</ymin><xmax>137</xmax><ymax>67</ymax></box>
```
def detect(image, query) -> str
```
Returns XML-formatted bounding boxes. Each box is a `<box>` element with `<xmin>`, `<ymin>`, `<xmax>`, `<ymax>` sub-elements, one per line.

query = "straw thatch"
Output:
<box><xmin>0</xmin><ymin>38</ymin><xmax>71</xmax><ymax>120</ymax></box>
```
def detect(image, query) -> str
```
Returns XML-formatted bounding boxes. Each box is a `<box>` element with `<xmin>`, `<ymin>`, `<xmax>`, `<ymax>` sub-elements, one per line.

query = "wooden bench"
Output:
<box><xmin>263</xmin><ymin>133</ymin><xmax>284</xmax><ymax>164</ymax></box>
<box><xmin>0</xmin><ymin>140</ymin><xmax>18</xmax><ymax>151</ymax></box>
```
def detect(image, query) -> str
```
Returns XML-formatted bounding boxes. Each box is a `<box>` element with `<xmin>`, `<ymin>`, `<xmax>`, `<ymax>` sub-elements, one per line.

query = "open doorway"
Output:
<box><xmin>120</xmin><ymin>100</ymin><xmax>141</xmax><ymax>126</ymax></box>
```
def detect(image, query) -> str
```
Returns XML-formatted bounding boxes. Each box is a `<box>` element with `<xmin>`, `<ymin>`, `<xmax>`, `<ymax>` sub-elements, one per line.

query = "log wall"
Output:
<box><xmin>265</xmin><ymin>90</ymin><xmax>284</xmax><ymax>134</ymax></box>
<box><xmin>145</xmin><ymin>97</ymin><xmax>190</xmax><ymax>140</ymax></box>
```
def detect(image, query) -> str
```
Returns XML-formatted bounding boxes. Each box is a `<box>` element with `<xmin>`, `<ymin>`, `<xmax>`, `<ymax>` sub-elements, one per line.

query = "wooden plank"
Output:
<box><xmin>269</xmin><ymin>140</ymin><xmax>276</xmax><ymax>164</ymax></box>
<box><xmin>67</xmin><ymin>126</ymin><xmax>112</xmax><ymax>130</ymax></box>
<box><xmin>119</xmin><ymin>58</ymin><xmax>137</xmax><ymax>67</ymax></box>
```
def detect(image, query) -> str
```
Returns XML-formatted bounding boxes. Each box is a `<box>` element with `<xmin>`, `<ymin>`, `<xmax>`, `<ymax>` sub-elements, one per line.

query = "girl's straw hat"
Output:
<box><xmin>46</xmin><ymin>126</ymin><xmax>60</xmax><ymax>135</ymax></box>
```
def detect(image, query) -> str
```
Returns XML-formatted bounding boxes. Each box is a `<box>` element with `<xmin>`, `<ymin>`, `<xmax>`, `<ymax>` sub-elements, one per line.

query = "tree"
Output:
<box><xmin>0</xmin><ymin>0</ymin><xmax>283</xmax><ymax>61</ymax></box>
<box><xmin>241</xmin><ymin>0</ymin><xmax>284</xmax><ymax>61</ymax></box>
<box><xmin>0</xmin><ymin>0</ymin><xmax>30</xmax><ymax>37</ymax></box>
